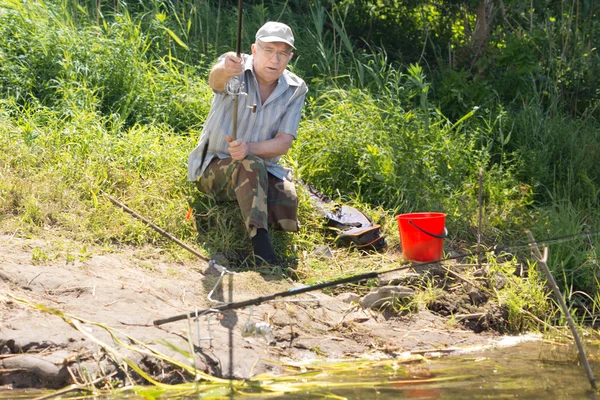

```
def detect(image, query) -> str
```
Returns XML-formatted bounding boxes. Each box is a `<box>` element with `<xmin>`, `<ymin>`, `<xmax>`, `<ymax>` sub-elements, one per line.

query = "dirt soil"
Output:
<box><xmin>0</xmin><ymin>234</ymin><xmax>499</xmax><ymax>390</ymax></box>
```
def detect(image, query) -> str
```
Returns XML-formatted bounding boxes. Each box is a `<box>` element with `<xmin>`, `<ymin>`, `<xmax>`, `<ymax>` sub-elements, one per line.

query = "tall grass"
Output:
<box><xmin>0</xmin><ymin>97</ymin><xmax>195</xmax><ymax>243</ymax></box>
<box><xmin>0</xmin><ymin>0</ymin><xmax>213</xmax><ymax>131</ymax></box>
<box><xmin>293</xmin><ymin>84</ymin><xmax>533</xmax><ymax>245</ymax></box>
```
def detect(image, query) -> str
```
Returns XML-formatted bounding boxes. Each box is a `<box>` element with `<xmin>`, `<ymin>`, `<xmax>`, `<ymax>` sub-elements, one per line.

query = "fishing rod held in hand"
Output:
<box><xmin>226</xmin><ymin>0</ymin><xmax>245</xmax><ymax>141</ymax></box>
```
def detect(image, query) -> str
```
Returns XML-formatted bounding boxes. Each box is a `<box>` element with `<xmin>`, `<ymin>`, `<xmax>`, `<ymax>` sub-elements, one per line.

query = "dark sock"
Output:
<box><xmin>252</xmin><ymin>228</ymin><xmax>277</xmax><ymax>265</ymax></box>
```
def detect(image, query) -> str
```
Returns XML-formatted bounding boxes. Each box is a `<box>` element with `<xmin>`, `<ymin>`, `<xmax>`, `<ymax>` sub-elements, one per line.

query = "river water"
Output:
<box><xmin>276</xmin><ymin>335</ymin><xmax>599</xmax><ymax>400</ymax></box>
<box><xmin>2</xmin><ymin>334</ymin><xmax>598</xmax><ymax>399</ymax></box>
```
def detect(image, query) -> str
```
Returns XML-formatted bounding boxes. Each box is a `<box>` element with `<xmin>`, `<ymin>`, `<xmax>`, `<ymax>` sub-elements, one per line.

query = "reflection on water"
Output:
<box><xmin>2</xmin><ymin>336</ymin><xmax>599</xmax><ymax>399</ymax></box>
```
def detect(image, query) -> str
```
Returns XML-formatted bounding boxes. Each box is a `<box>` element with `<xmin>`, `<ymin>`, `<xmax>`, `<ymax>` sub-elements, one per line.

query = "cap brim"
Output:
<box><xmin>257</xmin><ymin>36</ymin><xmax>295</xmax><ymax>49</ymax></box>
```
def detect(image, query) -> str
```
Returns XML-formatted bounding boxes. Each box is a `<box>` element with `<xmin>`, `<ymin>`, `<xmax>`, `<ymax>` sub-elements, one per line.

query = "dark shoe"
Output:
<box><xmin>252</xmin><ymin>229</ymin><xmax>278</xmax><ymax>265</ymax></box>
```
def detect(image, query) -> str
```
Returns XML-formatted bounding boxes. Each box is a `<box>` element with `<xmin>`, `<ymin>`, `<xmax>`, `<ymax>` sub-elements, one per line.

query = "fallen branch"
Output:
<box><xmin>527</xmin><ymin>231</ymin><xmax>597</xmax><ymax>391</ymax></box>
<box><xmin>454</xmin><ymin>313</ymin><xmax>485</xmax><ymax>321</ymax></box>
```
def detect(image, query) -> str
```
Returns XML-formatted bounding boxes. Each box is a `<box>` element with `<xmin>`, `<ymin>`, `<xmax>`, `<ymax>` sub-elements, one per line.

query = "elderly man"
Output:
<box><xmin>188</xmin><ymin>21</ymin><xmax>308</xmax><ymax>265</ymax></box>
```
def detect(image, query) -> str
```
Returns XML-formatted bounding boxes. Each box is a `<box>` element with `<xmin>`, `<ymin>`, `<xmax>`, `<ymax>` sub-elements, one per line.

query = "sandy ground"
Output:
<box><xmin>0</xmin><ymin>234</ymin><xmax>497</xmax><ymax>390</ymax></box>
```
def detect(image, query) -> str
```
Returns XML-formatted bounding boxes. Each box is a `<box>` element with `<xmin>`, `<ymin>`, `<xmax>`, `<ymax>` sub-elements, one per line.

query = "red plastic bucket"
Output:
<box><xmin>396</xmin><ymin>212</ymin><xmax>447</xmax><ymax>262</ymax></box>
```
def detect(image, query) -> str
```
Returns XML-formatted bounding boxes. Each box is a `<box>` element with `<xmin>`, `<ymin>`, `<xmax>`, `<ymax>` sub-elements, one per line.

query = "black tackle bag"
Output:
<box><xmin>303</xmin><ymin>182</ymin><xmax>387</xmax><ymax>251</ymax></box>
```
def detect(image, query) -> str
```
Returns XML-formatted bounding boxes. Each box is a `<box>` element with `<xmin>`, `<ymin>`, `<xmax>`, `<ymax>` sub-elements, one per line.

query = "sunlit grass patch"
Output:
<box><xmin>488</xmin><ymin>254</ymin><xmax>554</xmax><ymax>333</ymax></box>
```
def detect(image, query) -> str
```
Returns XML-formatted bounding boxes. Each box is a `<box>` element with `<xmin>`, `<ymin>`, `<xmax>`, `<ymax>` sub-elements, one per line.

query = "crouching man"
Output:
<box><xmin>187</xmin><ymin>21</ymin><xmax>308</xmax><ymax>265</ymax></box>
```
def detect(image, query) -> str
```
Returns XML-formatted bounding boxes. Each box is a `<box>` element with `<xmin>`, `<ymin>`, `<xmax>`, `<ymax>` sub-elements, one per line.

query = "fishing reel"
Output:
<box><xmin>240</xmin><ymin>307</ymin><xmax>274</xmax><ymax>343</ymax></box>
<box><xmin>226</xmin><ymin>76</ymin><xmax>257</xmax><ymax>113</ymax></box>
<box><xmin>225</xmin><ymin>75</ymin><xmax>246</xmax><ymax>98</ymax></box>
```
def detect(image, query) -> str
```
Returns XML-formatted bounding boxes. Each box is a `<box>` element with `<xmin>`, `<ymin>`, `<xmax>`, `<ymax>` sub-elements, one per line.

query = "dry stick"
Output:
<box><xmin>526</xmin><ymin>230</ymin><xmax>597</xmax><ymax>391</ymax></box>
<box><xmin>105</xmin><ymin>195</ymin><xmax>210</xmax><ymax>263</ymax></box>
<box><xmin>454</xmin><ymin>313</ymin><xmax>485</xmax><ymax>321</ymax></box>
<box><xmin>477</xmin><ymin>168</ymin><xmax>483</xmax><ymax>266</ymax></box>
<box><xmin>440</xmin><ymin>265</ymin><xmax>477</xmax><ymax>287</ymax></box>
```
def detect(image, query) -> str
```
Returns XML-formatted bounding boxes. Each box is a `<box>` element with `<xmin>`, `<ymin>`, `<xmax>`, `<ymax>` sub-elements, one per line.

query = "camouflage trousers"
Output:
<box><xmin>196</xmin><ymin>155</ymin><xmax>298</xmax><ymax>238</ymax></box>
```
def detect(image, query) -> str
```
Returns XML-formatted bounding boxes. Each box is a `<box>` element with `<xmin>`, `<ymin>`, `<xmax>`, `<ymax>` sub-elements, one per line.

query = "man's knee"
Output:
<box><xmin>238</xmin><ymin>154</ymin><xmax>267</xmax><ymax>177</ymax></box>
<box><xmin>235</xmin><ymin>155</ymin><xmax>268</xmax><ymax>192</ymax></box>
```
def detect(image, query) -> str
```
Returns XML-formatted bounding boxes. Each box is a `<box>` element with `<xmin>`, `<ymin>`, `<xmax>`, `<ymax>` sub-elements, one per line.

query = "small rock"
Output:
<box><xmin>378</xmin><ymin>271</ymin><xmax>421</xmax><ymax>286</ymax></box>
<box><xmin>336</xmin><ymin>292</ymin><xmax>360</xmax><ymax>304</ymax></box>
<box><xmin>468</xmin><ymin>289</ymin><xmax>488</xmax><ymax>306</ymax></box>
<box><xmin>493</xmin><ymin>273</ymin><xmax>507</xmax><ymax>290</ymax></box>
<box><xmin>473</xmin><ymin>268</ymin><xmax>488</xmax><ymax>278</ymax></box>
<box><xmin>359</xmin><ymin>286</ymin><xmax>415</xmax><ymax>309</ymax></box>
<box><xmin>312</xmin><ymin>245</ymin><xmax>333</xmax><ymax>258</ymax></box>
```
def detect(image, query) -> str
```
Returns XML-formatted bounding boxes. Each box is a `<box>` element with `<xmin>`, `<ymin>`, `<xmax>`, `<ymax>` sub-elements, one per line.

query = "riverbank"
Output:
<box><xmin>0</xmin><ymin>232</ymin><xmax>519</xmax><ymax>392</ymax></box>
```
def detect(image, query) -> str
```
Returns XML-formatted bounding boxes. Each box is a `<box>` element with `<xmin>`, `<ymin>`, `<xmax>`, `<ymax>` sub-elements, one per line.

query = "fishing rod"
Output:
<box><xmin>153</xmin><ymin>271</ymin><xmax>378</xmax><ymax>325</ymax></box>
<box><xmin>150</xmin><ymin>250</ymin><xmax>485</xmax><ymax>326</ymax></box>
<box><xmin>527</xmin><ymin>230</ymin><xmax>597</xmax><ymax>391</ymax></box>
<box><xmin>229</xmin><ymin>0</ymin><xmax>244</xmax><ymax>141</ymax></box>
<box><xmin>152</xmin><ymin>228</ymin><xmax>600</xmax><ymax>325</ymax></box>
<box><xmin>106</xmin><ymin>195</ymin><xmax>211</xmax><ymax>264</ymax></box>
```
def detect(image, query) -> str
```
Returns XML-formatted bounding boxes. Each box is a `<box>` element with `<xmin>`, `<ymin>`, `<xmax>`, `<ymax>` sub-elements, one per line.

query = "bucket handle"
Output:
<box><xmin>408</xmin><ymin>220</ymin><xmax>448</xmax><ymax>239</ymax></box>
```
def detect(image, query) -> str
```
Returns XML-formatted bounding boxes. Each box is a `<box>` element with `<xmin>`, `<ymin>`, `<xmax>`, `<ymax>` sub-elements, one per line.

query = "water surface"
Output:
<box><xmin>2</xmin><ymin>335</ymin><xmax>598</xmax><ymax>399</ymax></box>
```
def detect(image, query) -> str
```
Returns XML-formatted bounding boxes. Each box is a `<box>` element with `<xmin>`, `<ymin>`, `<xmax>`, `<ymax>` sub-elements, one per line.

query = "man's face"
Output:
<box><xmin>251</xmin><ymin>40</ymin><xmax>293</xmax><ymax>84</ymax></box>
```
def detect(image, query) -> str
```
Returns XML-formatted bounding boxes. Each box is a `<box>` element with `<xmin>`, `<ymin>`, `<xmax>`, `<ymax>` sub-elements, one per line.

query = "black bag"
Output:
<box><xmin>303</xmin><ymin>182</ymin><xmax>387</xmax><ymax>251</ymax></box>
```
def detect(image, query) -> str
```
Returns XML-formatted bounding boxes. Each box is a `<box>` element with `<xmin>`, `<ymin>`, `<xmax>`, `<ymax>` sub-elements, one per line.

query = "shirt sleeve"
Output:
<box><xmin>277</xmin><ymin>84</ymin><xmax>307</xmax><ymax>138</ymax></box>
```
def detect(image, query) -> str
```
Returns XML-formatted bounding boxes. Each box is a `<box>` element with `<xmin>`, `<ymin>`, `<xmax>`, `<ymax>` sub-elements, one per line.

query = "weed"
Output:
<box><xmin>490</xmin><ymin>256</ymin><xmax>553</xmax><ymax>333</ymax></box>
<box><xmin>31</xmin><ymin>247</ymin><xmax>49</xmax><ymax>264</ymax></box>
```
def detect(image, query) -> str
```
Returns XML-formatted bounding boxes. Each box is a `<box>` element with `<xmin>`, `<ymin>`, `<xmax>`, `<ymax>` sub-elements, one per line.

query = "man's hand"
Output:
<box><xmin>226</xmin><ymin>135</ymin><xmax>249</xmax><ymax>160</ymax></box>
<box><xmin>209</xmin><ymin>52</ymin><xmax>243</xmax><ymax>91</ymax></box>
<box><xmin>223</xmin><ymin>52</ymin><xmax>243</xmax><ymax>79</ymax></box>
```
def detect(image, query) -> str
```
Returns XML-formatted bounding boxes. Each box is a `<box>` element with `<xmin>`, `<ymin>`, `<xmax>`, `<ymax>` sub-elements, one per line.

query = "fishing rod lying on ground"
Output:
<box><xmin>154</xmin><ymin>270</ymin><xmax>378</xmax><ymax>325</ymax></box>
<box><xmin>106</xmin><ymin>195</ymin><xmax>209</xmax><ymax>263</ymax></box>
<box><xmin>107</xmin><ymin>195</ymin><xmax>598</xmax><ymax>390</ymax></box>
<box><xmin>151</xmin><ymin>228</ymin><xmax>600</xmax><ymax>326</ymax></box>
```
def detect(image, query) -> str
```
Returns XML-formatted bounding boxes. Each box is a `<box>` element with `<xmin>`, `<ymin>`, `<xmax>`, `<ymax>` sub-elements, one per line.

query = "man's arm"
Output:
<box><xmin>209</xmin><ymin>52</ymin><xmax>243</xmax><ymax>91</ymax></box>
<box><xmin>227</xmin><ymin>132</ymin><xmax>294</xmax><ymax>161</ymax></box>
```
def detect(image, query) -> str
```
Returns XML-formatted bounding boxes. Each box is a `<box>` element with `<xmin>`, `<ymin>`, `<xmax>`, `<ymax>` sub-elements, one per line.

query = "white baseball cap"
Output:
<box><xmin>255</xmin><ymin>21</ymin><xmax>295</xmax><ymax>49</ymax></box>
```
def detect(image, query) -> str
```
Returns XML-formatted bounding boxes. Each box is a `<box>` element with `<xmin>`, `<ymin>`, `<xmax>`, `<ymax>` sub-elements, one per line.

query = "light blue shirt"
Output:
<box><xmin>188</xmin><ymin>54</ymin><xmax>308</xmax><ymax>182</ymax></box>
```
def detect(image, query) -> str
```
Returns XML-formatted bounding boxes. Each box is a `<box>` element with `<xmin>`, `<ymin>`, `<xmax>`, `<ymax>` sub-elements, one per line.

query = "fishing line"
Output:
<box><xmin>377</xmin><ymin>228</ymin><xmax>600</xmax><ymax>279</ymax></box>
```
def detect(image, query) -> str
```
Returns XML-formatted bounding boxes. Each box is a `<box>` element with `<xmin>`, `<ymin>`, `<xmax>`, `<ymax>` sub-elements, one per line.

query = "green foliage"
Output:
<box><xmin>293</xmin><ymin>83</ymin><xmax>532</xmax><ymax>243</ymax></box>
<box><xmin>503</xmin><ymin>101</ymin><xmax>600</xmax><ymax>210</ymax></box>
<box><xmin>491</xmin><ymin>255</ymin><xmax>553</xmax><ymax>333</ymax></box>
<box><xmin>531</xmin><ymin>201</ymin><xmax>600</xmax><ymax>296</ymax></box>
<box><xmin>0</xmin><ymin>0</ymin><xmax>213</xmax><ymax>131</ymax></box>
<box><xmin>0</xmin><ymin>97</ymin><xmax>198</xmax><ymax>246</ymax></box>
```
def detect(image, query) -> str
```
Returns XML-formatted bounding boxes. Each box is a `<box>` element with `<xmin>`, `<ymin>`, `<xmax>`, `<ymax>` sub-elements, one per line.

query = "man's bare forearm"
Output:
<box><xmin>248</xmin><ymin>133</ymin><xmax>294</xmax><ymax>159</ymax></box>
<box><xmin>209</xmin><ymin>61</ymin><xmax>229</xmax><ymax>91</ymax></box>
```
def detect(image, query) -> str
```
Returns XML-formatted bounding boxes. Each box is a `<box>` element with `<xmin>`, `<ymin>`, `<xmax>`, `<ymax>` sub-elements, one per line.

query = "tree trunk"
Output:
<box><xmin>472</xmin><ymin>0</ymin><xmax>494</xmax><ymax>57</ymax></box>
